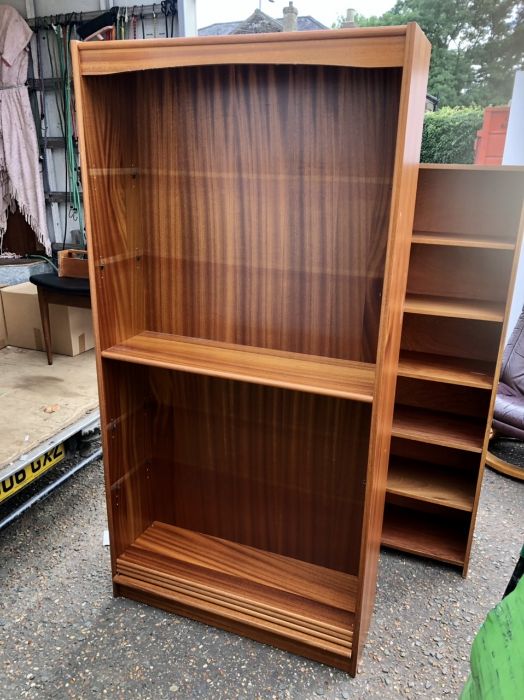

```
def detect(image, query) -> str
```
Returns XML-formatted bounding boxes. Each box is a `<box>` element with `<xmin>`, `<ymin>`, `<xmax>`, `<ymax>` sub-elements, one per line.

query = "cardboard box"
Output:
<box><xmin>0</xmin><ymin>286</ymin><xmax>7</xmax><ymax>350</ymax></box>
<box><xmin>1</xmin><ymin>282</ymin><xmax>94</xmax><ymax>356</ymax></box>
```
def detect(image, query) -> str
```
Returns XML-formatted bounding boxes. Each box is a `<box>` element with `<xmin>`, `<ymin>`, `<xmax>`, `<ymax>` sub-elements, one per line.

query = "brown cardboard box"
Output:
<box><xmin>0</xmin><ymin>286</ymin><xmax>7</xmax><ymax>350</ymax></box>
<box><xmin>1</xmin><ymin>282</ymin><xmax>94</xmax><ymax>356</ymax></box>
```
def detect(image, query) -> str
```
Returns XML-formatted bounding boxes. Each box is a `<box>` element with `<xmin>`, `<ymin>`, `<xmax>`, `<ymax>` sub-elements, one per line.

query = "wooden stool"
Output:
<box><xmin>29</xmin><ymin>273</ymin><xmax>91</xmax><ymax>365</ymax></box>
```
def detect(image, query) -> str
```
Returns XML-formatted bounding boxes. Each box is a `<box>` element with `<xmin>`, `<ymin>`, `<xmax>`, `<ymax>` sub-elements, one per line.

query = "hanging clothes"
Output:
<box><xmin>0</xmin><ymin>4</ymin><xmax>51</xmax><ymax>255</ymax></box>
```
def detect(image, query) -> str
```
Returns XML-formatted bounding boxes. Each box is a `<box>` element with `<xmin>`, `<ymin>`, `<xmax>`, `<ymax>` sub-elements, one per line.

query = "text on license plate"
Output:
<box><xmin>0</xmin><ymin>443</ymin><xmax>66</xmax><ymax>504</ymax></box>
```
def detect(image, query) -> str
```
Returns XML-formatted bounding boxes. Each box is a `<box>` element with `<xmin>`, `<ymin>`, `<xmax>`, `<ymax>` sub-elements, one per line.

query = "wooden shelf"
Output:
<box><xmin>398</xmin><ymin>350</ymin><xmax>494</xmax><ymax>389</ymax></box>
<box><xmin>387</xmin><ymin>457</ymin><xmax>475</xmax><ymax>511</ymax></box>
<box><xmin>381</xmin><ymin>505</ymin><xmax>467</xmax><ymax>567</ymax></box>
<box><xmin>412</xmin><ymin>231</ymin><xmax>515</xmax><ymax>250</ymax></box>
<box><xmin>392</xmin><ymin>406</ymin><xmax>485</xmax><ymax>453</ymax></box>
<box><xmin>404</xmin><ymin>294</ymin><xmax>505</xmax><ymax>322</ymax></box>
<box><xmin>116</xmin><ymin>522</ymin><xmax>356</xmax><ymax>666</ymax></box>
<box><xmin>102</xmin><ymin>331</ymin><xmax>375</xmax><ymax>402</ymax></box>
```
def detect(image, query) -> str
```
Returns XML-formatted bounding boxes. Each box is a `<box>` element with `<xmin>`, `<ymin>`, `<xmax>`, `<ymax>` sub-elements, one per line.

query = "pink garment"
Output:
<box><xmin>0</xmin><ymin>4</ymin><xmax>51</xmax><ymax>254</ymax></box>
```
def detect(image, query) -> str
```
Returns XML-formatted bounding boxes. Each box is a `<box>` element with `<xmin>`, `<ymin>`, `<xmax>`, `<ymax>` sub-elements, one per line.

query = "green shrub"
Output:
<box><xmin>420</xmin><ymin>107</ymin><xmax>484</xmax><ymax>164</ymax></box>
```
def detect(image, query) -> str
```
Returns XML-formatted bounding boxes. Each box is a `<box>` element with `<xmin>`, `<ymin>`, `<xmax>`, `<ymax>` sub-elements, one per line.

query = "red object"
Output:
<box><xmin>474</xmin><ymin>106</ymin><xmax>509</xmax><ymax>165</ymax></box>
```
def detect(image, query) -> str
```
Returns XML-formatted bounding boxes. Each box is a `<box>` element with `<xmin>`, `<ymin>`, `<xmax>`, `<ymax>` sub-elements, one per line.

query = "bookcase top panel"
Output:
<box><xmin>73</xmin><ymin>26</ymin><xmax>412</xmax><ymax>75</ymax></box>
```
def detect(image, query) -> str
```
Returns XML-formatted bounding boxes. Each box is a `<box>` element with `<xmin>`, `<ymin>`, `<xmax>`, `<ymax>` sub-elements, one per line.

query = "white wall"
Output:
<box><xmin>503</xmin><ymin>71</ymin><xmax>524</xmax><ymax>339</ymax></box>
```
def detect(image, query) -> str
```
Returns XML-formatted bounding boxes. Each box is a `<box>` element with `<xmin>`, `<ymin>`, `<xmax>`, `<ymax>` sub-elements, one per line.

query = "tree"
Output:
<box><xmin>336</xmin><ymin>1</ymin><xmax>524</xmax><ymax>107</ymax></box>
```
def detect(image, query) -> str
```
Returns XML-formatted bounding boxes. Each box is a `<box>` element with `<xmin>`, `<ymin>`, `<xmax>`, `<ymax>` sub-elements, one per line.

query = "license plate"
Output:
<box><xmin>0</xmin><ymin>443</ymin><xmax>66</xmax><ymax>504</ymax></box>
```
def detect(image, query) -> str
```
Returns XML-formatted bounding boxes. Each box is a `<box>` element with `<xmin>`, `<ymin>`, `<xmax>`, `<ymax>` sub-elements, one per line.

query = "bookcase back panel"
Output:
<box><xmin>136</xmin><ymin>64</ymin><xmax>402</xmax><ymax>362</ymax></box>
<box><xmin>390</xmin><ymin>438</ymin><xmax>480</xmax><ymax>472</ymax></box>
<box><xmin>143</xmin><ymin>368</ymin><xmax>371</xmax><ymax>575</ymax></box>
<box><xmin>407</xmin><ymin>246</ymin><xmax>513</xmax><ymax>302</ymax></box>
<box><xmin>101</xmin><ymin>361</ymin><xmax>155</xmax><ymax>557</ymax></box>
<box><xmin>401</xmin><ymin>315</ymin><xmax>501</xmax><ymax>363</ymax></box>
<box><xmin>414</xmin><ymin>169</ymin><xmax>524</xmax><ymax>242</ymax></box>
<box><xmin>395</xmin><ymin>377</ymin><xmax>491</xmax><ymax>419</ymax></box>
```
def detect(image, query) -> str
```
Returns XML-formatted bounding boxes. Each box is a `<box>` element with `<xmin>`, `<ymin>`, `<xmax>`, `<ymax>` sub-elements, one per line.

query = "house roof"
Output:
<box><xmin>198</xmin><ymin>10</ymin><xmax>327</xmax><ymax>36</ymax></box>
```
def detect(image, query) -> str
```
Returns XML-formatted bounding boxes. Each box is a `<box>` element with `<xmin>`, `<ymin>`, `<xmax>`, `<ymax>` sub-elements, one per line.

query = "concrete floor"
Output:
<box><xmin>1</xmin><ymin>459</ymin><xmax>522</xmax><ymax>699</ymax></box>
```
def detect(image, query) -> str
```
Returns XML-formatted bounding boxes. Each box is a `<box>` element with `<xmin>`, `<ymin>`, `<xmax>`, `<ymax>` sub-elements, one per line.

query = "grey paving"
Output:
<box><xmin>1</xmin><ymin>459</ymin><xmax>522</xmax><ymax>699</ymax></box>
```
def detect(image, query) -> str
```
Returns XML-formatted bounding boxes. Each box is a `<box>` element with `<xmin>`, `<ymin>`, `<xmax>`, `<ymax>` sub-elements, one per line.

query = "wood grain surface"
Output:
<box><xmin>351</xmin><ymin>23</ymin><xmax>430</xmax><ymax>669</ymax></box>
<box><xmin>395</xmin><ymin>377</ymin><xmax>491</xmax><ymax>419</ymax></box>
<box><xmin>411</xmin><ymin>231</ymin><xmax>515</xmax><ymax>250</ymax></box>
<box><xmin>134</xmin><ymin>63</ymin><xmax>401</xmax><ymax>362</ymax></box>
<box><xmin>398</xmin><ymin>350</ymin><xmax>494</xmax><ymax>388</ymax></box>
<box><xmin>102</xmin><ymin>331</ymin><xmax>375</xmax><ymax>401</ymax></box>
<box><xmin>71</xmin><ymin>27</ymin><xmax>431</xmax><ymax>673</ymax></box>
<box><xmin>387</xmin><ymin>457</ymin><xmax>475</xmax><ymax>511</ymax></box>
<box><xmin>401</xmin><ymin>314</ymin><xmax>501</xmax><ymax>363</ymax></box>
<box><xmin>407</xmin><ymin>246</ymin><xmax>512</xmax><ymax>303</ymax></box>
<box><xmin>404</xmin><ymin>294</ymin><xmax>505</xmax><ymax>322</ymax></box>
<box><xmin>382</xmin><ymin>503</ymin><xmax>468</xmax><ymax>566</ymax></box>
<box><xmin>390</xmin><ymin>436</ymin><xmax>480</xmax><ymax>469</ymax></box>
<box><xmin>413</xmin><ymin>167</ymin><xmax>524</xmax><ymax>244</ymax></box>
<box><xmin>115</xmin><ymin>522</ymin><xmax>358</xmax><ymax>666</ymax></box>
<box><xmin>392</xmin><ymin>406</ymin><xmax>485</xmax><ymax>453</ymax></box>
<box><xmin>74</xmin><ymin>28</ymin><xmax>409</xmax><ymax>75</ymax></box>
<box><xmin>146</xmin><ymin>369</ymin><xmax>372</xmax><ymax>574</ymax></box>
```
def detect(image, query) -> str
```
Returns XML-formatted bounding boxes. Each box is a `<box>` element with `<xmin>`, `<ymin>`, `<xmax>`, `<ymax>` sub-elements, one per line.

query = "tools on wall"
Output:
<box><xmin>27</xmin><ymin>5</ymin><xmax>180</xmax><ymax>254</ymax></box>
<box><xmin>30</xmin><ymin>5</ymin><xmax>179</xmax><ymax>41</ymax></box>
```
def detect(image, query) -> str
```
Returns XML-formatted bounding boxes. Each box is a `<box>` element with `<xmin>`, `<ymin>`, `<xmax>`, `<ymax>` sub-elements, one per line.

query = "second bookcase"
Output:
<box><xmin>383</xmin><ymin>164</ymin><xmax>524</xmax><ymax>573</ymax></box>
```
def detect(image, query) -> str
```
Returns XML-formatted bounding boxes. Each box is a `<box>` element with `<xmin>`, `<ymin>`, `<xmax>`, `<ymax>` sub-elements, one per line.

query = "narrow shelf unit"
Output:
<box><xmin>72</xmin><ymin>26</ymin><xmax>431</xmax><ymax>675</ymax></box>
<box><xmin>383</xmin><ymin>164</ymin><xmax>524</xmax><ymax>573</ymax></box>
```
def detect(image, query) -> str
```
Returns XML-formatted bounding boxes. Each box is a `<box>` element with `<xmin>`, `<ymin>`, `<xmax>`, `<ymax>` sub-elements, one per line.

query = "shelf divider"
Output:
<box><xmin>392</xmin><ymin>405</ymin><xmax>485</xmax><ymax>453</ymax></box>
<box><xmin>387</xmin><ymin>457</ymin><xmax>475</xmax><ymax>511</ymax></box>
<box><xmin>404</xmin><ymin>294</ymin><xmax>505</xmax><ymax>322</ymax></box>
<box><xmin>398</xmin><ymin>350</ymin><xmax>494</xmax><ymax>389</ymax></box>
<box><xmin>411</xmin><ymin>231</ymin><xmax>515</xmax><ymax>250</ymax></box>
<box><xmin>102</xmin><ymin>331</ymin><xmax>375</xmax><ymax>402</ymax></box>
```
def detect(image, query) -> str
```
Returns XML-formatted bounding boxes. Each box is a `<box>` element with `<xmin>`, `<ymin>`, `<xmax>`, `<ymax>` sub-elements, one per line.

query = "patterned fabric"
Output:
<box><xmin>0</xmin><ymin>4</ymin><xmax>51</xmax><ymax>254</ymax></box>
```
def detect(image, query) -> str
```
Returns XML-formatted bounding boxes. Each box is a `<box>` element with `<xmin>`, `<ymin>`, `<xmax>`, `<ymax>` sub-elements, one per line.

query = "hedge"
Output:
<box><xmin>420</xmin><ymin>106</ymin><xmax>484</xmax><ymax>164</ymax></box>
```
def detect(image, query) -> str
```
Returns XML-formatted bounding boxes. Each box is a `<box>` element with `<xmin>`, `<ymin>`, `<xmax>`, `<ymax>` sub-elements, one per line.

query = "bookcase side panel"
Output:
<box><xmin>465</xmin><ymin>179</ymin><xmax>524</xmax><ymax>573</ymax></box>
<box><xmin>352</xmin><ymin>23</ymin><xmax>431</xmax><ymax>672</ymax></box>
<box><xmin>80</xmin><ymin>73</ymin><xmax>146</xmax><ymax>351</ymax></box>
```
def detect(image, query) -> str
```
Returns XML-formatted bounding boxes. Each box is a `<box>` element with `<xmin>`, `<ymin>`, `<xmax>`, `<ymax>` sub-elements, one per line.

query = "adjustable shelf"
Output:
<box><xmin>387</xmin><ymin>457</ymin><xmax>475</xmax><ymax>511</ymax></box>
<box><xmin>102</xmin><ymin>332</ymin><xmax>375</xmax><ymax>402</ymax></box>
<box><xmin>411</xmin><ymin>231</ymin><xmax>515</xmax><ymax>250</ymax></box>
<box><xmin>404</xmin><ymin>294</ymin><xmax>505</xmax><ymax>322</ymax></box>
<box><xmin>392</xmin><ymin>406</ymin><xmax>485</xmax><ymax>453</ymax></box>
<box><xmin>115</xmin><ymin>522</ymin><xmax>356</xmax><ymax>668</ymax></box>
<box><xmin>398</xmin><ymin>350</ymin><xmax>493</xmax><ymax>389</ymax></box>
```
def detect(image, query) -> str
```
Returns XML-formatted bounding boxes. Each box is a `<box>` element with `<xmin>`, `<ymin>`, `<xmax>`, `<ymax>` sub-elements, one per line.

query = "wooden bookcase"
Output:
<box><xmin>71</xmin><ymin>26</ymin><xmax>430</xmax><ymax>674</ymax></box>
<box><xmin>383</xmin><ymin>164</ymin><xmax>524</xmax><ymax>572</ymax></box>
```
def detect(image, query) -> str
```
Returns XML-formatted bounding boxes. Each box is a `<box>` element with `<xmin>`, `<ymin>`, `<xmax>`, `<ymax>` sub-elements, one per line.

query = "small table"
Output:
<box><xmin>29</xmin><ymin>273</ymin><xmax>91</xmax><ymax>365</ymax></box>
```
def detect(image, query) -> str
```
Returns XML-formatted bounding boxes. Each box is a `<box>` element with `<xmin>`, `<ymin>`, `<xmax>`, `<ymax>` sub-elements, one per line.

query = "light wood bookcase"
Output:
<box><xmin>383</xmin><ymin>164</ymin><xmax>524</xmax><ymax>573</ymax></box>
<box><xmin>71</xmin><ymin>25</ymin><xmax>430</xmax><ymax>674</ymax></box>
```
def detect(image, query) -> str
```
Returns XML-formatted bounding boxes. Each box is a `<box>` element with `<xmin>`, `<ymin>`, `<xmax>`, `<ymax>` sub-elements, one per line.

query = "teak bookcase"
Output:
<box><xmin>71</xmin><ymin>26</ymin><xmax>430</xmax><ymax>674</ymax></box>
<box><xmin>382</xmin><ymin>164</ymin><xmax>524</xmax><ymax>573</ymax></box>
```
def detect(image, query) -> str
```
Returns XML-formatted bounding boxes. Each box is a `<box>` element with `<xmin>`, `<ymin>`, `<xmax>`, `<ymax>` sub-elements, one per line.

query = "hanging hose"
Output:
<box><xmin>49</xmin><ymin>20</ymin><xmax>84</xmax><ymax>248</ymax></box>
